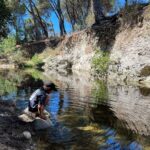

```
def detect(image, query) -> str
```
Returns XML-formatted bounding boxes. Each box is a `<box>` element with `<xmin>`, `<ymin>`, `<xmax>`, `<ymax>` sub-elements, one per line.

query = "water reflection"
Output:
<box><xmin>0</xmin><ymin>69</ymin><xmax>150</xmax><ymax>150</ymax></box>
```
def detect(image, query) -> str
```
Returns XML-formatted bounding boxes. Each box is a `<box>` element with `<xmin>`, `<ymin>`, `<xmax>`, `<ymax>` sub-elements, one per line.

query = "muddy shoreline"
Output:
<box><xmin>0</xmin><ymin>100</ymin><xmax>36</xmax><ymax>150</ymax></box>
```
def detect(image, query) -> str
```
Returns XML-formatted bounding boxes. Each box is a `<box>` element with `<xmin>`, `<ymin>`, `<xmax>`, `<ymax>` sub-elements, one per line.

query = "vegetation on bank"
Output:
<box><xmin>25</xmin><ymin>47</ymin><xmax>61</xmax><ymax>68</ymax></box>
<box><xmin>92</xmin><ymin>50</ymin><xmax>110</xmax><ymax>77</ymax></box>
<box><xmin>0</xmin><ymin>0</ymin><xmax>149</xmax><ymax>72</ymax></box>
<box><xmin>0</xmin><ymin>35</ymin><xmax>62</xmax><ymax>69</ymax></box>
<box><xmin>0</xmin><ymin>36</ymin><xmax>26</xmax><ymax>66</ymax></box>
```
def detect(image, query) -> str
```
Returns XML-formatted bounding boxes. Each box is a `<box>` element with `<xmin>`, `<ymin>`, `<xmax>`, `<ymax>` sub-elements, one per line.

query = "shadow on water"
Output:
<box><xmin>0</xmin><ymin>69</ymin><xmax>150</xmax><ymax>150</ymax></box>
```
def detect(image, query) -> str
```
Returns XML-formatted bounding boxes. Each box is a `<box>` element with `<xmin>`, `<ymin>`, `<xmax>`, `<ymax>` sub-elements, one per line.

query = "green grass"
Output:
<box><xmin>92</xmin><ymin>50</ymin><xmax>110</xmax><ymax>77</ymax></box>
<box><xmin>25</xmin><ymin>54</ymin><xmax>43</xmax><ymax>68</ymax></box>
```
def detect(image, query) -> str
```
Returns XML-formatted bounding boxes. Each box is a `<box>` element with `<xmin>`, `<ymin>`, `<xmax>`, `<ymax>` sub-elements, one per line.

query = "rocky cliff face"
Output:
<box><xmin>43</xmin><ymin>29</ymin><xmax>97</xmax><ymax>73</ymax></box>
<box><xmin>44</xmin><ymin>5</ymin><xmax>150</xmax><ymax>85</ymax></box>
<box><xmin>108</xmin><ymin>5</ymin><xmax>150</xmax><ymax>84</ymax></box>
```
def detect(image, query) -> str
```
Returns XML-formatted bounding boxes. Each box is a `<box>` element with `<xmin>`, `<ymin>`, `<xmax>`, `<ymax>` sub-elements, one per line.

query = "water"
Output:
<box><xmin>0</xmin><ymin>69</ymin><xmax>150</xmax><ymax>150</ymax></box>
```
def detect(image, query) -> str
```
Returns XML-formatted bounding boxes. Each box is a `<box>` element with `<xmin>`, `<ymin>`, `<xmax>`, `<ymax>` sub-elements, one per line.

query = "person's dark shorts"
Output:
<box><xmin>28</xmin><ymin>102</ymin><xmax>38</xmax><ymax>112</ymax></box>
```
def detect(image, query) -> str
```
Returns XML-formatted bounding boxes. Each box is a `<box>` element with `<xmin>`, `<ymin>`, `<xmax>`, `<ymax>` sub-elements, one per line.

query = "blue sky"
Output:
<box><xmin>51</xmin><ymin>0</ymin><xmax>149</xmax><ymax>34</ymax></box>
<box><xmin>51</xmin><ymin>12</ymin><xmax>72</xmax><ymax>35</ymax></box>
<box><xmin>11</xmin><ymin>0</ymin><xmax>149</xmax><ymax>36</ymax></box>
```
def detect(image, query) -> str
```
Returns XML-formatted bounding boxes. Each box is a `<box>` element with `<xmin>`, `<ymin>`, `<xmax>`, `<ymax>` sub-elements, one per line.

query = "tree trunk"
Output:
<box><xmin>57</xmin><ymin>0</ymin><xmax>66</xmax><ymax>36</ymax></box>
<box><xmin>12</xmin><ymin>16</ymin><xmax>20</xmax><ymax>44</ymax></box>
<box><xmin>65</xmin><ymin>0</ymin><xmax>75</xmax><ymax>31</ymax></box>
<box><xmin>49</xmin><ymin>0</ymin><xmax>66</xmax><ymax>36</ymax></box>
<box><xmin>50</xmin><ymin>20</ymin><xmax>56</xmax><ymax>36</ymax></box>
<box><xmin>28</xmin><ymin>0</ymin><xmax>41</xmax><ymax>40</ymax></box>
<box><xmin>31</xmin><ymin>1</ymin><xmax>48</xmax><ymax>38</ymax></box>
<box><xmin>125</xmin><ymin>0</ymin><xmax>128</xmax><ymax>7</ymax></box>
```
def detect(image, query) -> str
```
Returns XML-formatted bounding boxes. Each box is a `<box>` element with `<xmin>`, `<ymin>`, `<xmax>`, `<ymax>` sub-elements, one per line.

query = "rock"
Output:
<box><xmin>23</xmin><ymin>131</ymin><xmax>32</xmax><ymax>140</ymax></box>
<box><xmin>43</xmin><ymin>29</ymin><xmax>96</xmax><ymax>73</ymax></box>
<box><xmin>34</xmin><ymin>118</ymin><xmax>53</xmax><ymax>130</ymax></box>
<box><xmin>43</xmin><ymin>5</ymin><xmax>150</xmax><ymax>85</ymax></box>
<box><xmin>108</xmin><ymin>9</ymin><xmax>150</xmax><ymax>83</ymax></box>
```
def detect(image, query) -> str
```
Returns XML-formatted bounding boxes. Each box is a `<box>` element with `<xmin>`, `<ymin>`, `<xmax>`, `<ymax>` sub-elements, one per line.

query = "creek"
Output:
<box><xmin>0</xmin><ymin>69</ymin><xmax>150</xmax><ymax>150</ymax></box>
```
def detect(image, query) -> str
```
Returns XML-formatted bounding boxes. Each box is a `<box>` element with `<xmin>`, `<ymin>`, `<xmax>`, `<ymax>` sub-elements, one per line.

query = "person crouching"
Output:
<box><xmin>28</xmin><ymin>82</ymin><xmax>57</xmax><ymax>120</ymax></box>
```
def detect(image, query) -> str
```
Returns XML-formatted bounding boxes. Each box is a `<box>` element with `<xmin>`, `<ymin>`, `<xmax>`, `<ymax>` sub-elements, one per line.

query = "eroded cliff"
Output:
<box><xmin>43</xmin><ymin>4</ymin><xmax>150</xmax><ymax>86</ymax></box>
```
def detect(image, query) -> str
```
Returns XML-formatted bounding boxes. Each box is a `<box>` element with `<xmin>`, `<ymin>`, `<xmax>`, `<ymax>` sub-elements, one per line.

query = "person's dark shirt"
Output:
<box><xmin>29</xmin><ymin>87</ymin><xmax>47</xmax><ymax>108</ymax></box>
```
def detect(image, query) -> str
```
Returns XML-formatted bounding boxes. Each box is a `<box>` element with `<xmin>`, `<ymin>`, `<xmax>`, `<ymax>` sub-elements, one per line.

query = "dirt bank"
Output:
<box><xmin>0</xmin><ymin>101</ymin><xmax>35</xmax><ymax>150</ymax></box>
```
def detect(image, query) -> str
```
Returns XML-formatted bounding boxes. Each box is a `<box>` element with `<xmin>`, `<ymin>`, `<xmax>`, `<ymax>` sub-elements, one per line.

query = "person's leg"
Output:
<box><xmin>28</xmin><ymin>103</ymin><xmax>38</xmax><ymax>113</ymax></box>
<box><xmin>38</xmin><ymin>105</ymin><xmax>46</xmax><ymax>120</ymax></box>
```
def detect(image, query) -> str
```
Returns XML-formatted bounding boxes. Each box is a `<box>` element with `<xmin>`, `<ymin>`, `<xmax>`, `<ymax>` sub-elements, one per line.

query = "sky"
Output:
<box><xmin>51</xmin><ymin>0</ymin><xmax>149</xmax><ymax>34</ymax></box>
<box><xmin>51</xmin><ymin>12</ymin><xmax>72</xmax><ymax>35</ymax></box>
<box><xmin>10</xmin><ymin>0</ymin><xmax>150</xmax><ymax>36</ymax></box>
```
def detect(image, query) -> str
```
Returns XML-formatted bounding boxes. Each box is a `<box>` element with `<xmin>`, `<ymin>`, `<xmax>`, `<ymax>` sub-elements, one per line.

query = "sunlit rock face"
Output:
<box><xmin>44</xmin><ymin>29</ymin><xmax>96</xmax><ymax>73</ymax></box>
<box><xmin>108</xmin><ymin>5</ymin><xmax>150</xmax><ymax>83</ymax></box>
<box><xmin>44</xmin><ymin>5</ymin><xmax>150</xmax><ymax>88</ymax></box>
<box><xmin>107</xmin><ymin>83</ymin><xmax>150</xmax><ymax>136</ymax></box>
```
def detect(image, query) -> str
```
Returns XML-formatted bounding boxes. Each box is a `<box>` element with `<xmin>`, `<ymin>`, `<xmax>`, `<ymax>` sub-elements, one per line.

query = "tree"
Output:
<box><xmin>62</xmin><ymin>0</ymin><xmax>91</xmax><ymax>30</ymax></box>
<box><xmin>0</xmin><ymin>0</ymin><xmax>10</xmax><ymax>39</ymax></box>
<box><xmin>6</xmin><ymin>0</ymin><xmax>26</xmax><ymax>43</ymax></box>
<box><xmin>48</xmin><ymin>0</ymin><xmax>66</xmax><ymax>36</ymax></box>
<box><xmin>29</xmin><ymin>0</ymin><xmax>49</xmax><ymax>38</ymax></box>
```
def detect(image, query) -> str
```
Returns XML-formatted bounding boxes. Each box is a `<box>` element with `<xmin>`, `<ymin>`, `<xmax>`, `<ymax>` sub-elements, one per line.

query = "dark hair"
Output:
<box><xmin>44</xmin><ymin>82</ymin><xmax>57</xmax><ymax>91</ymax></box>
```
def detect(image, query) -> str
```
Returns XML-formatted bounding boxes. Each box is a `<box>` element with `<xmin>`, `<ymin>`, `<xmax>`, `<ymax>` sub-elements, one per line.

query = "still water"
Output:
<box><xmin>0</xmin><ymin>69</ymin><xmax>150</xmax><ymax>150</ymax></box>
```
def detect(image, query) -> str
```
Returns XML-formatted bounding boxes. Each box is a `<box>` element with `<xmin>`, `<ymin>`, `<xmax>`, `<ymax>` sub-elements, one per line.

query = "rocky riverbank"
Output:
<box><xmin>108</xmin><ymin>5</ymin><xmax>150</xmax><ymax>85</ymax></box>
<box><xmin>0</xmin><ymin>101</ymin><xmax>35</xmax><ymax>150</ymax></box>
<box><xmin>43</xmin><ymin>4</ymin><xmax>150</xmax><ymax>87</ymax></box>
<box><xmin>0</xmin><ymin>57</ymin><xmax>15</xmax><ymax>69</ymax></box>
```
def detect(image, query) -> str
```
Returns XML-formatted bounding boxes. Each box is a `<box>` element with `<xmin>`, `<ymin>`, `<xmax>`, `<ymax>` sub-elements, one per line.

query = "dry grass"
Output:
<box><xmin>38</xmin><ymin>47</ymin><xmax>61</xmax><ymax>59</ymax></box>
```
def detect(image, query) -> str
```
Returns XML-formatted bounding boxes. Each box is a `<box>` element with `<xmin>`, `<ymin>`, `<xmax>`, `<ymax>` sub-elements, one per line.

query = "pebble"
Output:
<box><xmin>23</xmin><ymin>131</ymin><xmax>32</xmax><ymax>140</ymax></box>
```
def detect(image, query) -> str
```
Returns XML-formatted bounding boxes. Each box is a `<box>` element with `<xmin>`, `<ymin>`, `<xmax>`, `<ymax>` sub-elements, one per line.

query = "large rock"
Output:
<box><xmin>43</xmin><ymin>29</ymin><xmax>96</xmax><ymax>73</ymax></box>
<box><xmin>34</xmin><ymin>118</ymin><xmax>53</xmax><ymax>130</ymax></box>
<box><xmin>18</xmin><ymin>108</ymin><xmax>52</xmax><ymax>130</ymax></box>
<box><xmin>108</xmin><ymin>5</ymin><xmax>150</xmax><ymax>83</ymax></box>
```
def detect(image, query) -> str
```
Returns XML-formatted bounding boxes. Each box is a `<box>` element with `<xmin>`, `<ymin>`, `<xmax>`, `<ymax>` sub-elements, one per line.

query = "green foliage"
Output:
<box><xmin>0</xmin><ymin>0</ymin><xmax>10</xmax><ymax>39</ymax></box>
<box><xmin>0</xmin><ymin>36</ymin><xmax>16</xmax><ymax>54</ymax></box>
<box><xmin>26</xmin><ymin>54</ymin><xmax>43</xmax><ymax>68</ymax></box>
<box><xmin>0</xmin><ymin>36</ymin><xmax>28</xmax><ymax>67</ymax></box>
<box><xmin>10</xmin><ymin>50</ymin><xmax>26</xmax><ymax>65</ymax></box>
<box><xmin>31</xmin><ymin>54</ymin><xmax>42</xmax><ymax>65</ymax></box>
<box><xmin>92</xmin><ymin>50</ymin><xmax>110</xmax><ymax>76</ymax></box>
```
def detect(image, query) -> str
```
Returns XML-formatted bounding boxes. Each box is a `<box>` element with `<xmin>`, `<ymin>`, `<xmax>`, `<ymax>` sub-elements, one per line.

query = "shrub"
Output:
<box><xmin>0</xmin><ymin>36</ymin><xmax>16</xmax><ymax>54</ymax></box>
<box><xmin>26</xmin><ymin>54</ymin><xmax>43</xmax><ymax>68</ymax></box>
<box><xmin>31</xmin><ymin>54</ymin><xmax>42</xmax><ymax>65</ymax></box>
<box><xmin>10</xmin><ymin>50</ymin><xmax>26</xmax><ymax>65</ymax></box>
<box><xmin>92</xmin><ymin>50</ymin><xmax>110</xmax><ymax>76</ymax></box>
